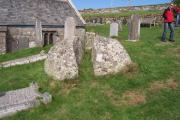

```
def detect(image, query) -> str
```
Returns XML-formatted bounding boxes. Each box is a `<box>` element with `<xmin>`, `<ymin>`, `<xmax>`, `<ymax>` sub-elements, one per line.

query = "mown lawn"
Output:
<box><xmin>0</xmin><ymin>25</ymin><xmax>180</xmax><ymax>120</ymax></box>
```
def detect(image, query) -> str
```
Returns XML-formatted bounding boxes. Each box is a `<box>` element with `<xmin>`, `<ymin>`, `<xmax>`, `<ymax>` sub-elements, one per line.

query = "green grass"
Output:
<box><xmin>0</xmin><ymin>45</ymin><xmax>52</xmax><ymax>62</ymax></box>
<box><xmin>82</xmin><ymin>10</ymin><xmax>162</xmax><ymax>19</ymax></box>
<box><xmin>0</xmin><ymin>25</ymin><xmax>180</xmax><ymax>120</ymax></box>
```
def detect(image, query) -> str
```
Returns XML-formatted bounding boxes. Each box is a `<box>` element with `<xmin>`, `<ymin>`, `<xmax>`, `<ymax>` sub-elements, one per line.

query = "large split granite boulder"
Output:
<box><xmin>92</xmin><ymin>36</ymin><xmax>132</xmax><ymax>76</ymax></box>
<box><xmin>44</xmin><ymin>40</ymin><xmax>78</xmax><ymax>80</ymax></box>
<box><xmin>44</xmin><ymin>17</ymin><xmax>85</xmax><ymax>81</ymax></box>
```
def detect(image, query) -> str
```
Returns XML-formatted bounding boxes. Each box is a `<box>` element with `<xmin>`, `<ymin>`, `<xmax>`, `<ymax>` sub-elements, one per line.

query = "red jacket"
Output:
<box><xmin>163</xmin><ymin>9</ymin><xmax>174</xmax><ymax>23</ymax></box>
<box><xmin>176</xmin><ymin>7</ymin><xmax>180</xmax><ymax>14</ymax></box>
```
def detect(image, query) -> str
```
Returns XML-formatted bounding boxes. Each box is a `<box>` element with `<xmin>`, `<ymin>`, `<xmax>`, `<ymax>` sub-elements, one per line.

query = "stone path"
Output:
<box><xmin>0</xmin><ymin>52</ymin><xmax>47</xmax><ymax>68</ymax></box>
<box><xmin>0</xmin><ymin>83</ymin><xmax>52</xmax><ymax>118</ymax></box>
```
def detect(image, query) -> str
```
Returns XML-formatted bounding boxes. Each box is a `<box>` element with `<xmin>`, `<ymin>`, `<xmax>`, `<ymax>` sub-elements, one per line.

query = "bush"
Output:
<box><xmin>174</xmin><ymin>0</ymin><xmax>180</xmax><ymax>4</ymax></box>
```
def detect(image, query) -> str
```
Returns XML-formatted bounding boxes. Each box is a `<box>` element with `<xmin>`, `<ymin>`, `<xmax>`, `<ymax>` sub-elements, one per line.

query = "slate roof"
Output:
<box><xmin>0</xmin><ymin>0</ymin><xmax>85</xmax><ymax>26</ymax></box>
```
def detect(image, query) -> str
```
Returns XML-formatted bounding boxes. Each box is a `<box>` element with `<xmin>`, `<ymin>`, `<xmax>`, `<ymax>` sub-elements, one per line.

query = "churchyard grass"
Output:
<box><xmin>0</xmin><ymin>25</ymin><xmax>180</xmax><ymax>120</ymax></box>
<box><xmin>0</xmin><ymin>45</ymin><xmax>52</xmax><ymax>63</ymax></box>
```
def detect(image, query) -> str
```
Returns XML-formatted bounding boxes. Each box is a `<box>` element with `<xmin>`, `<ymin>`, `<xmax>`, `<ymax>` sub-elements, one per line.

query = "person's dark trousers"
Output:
<box><xmin>161</xmin><ymin>22</ymin><xmax>174</xmax><ymax>41</ymax></box>
<box><xmin>176</xmin><ymin>14</ymin><xmax>180</xmax><ymax>26</ymax></box>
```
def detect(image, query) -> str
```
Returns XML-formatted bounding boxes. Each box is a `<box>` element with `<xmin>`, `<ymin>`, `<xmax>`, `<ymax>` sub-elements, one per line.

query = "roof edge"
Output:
<box><xmin>66</xmin><ymin>0</ymin><xmax>86</xmax><ymax>24</ymax></box>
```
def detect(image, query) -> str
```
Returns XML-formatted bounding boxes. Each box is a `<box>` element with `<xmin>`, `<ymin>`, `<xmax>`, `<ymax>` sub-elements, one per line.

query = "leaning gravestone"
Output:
<box><xmin>110</xmin><ymin>22</ymin><xmax>119</xmax><ymax>37</ymax></box>
<box><xmin>0</xmin><ymin>83</ymin><xmax>52</xmax><ymax>119</ymax></box>
<box><xmin>44</xmin><ymin>17</ymin><xmax>78</xmax><ymax>81</ymax></box>
<box><xmin>92</xmin><ymin>35</ymin><xmax>132</xmax><ymax>76</ymax></box>
<box><xmin>128</xmin><ymin>14</ymin><xmax>141</xmax><ymax>41</ymax></box>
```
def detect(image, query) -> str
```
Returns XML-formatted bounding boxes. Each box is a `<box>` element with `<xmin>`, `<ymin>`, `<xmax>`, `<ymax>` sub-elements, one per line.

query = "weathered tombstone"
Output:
<box><xmin>100</xmin><ymin>18</ymin><xmax>103</xmax><ymax>24</ymax></box>
<box><xmin>128</xmin><ymin>14</ymin><xmax>141</xmax><ymax>41</ymax></box>
<box><xmin>0</xmin><ymin>82</ymin><xmax>51</xmax><ymax>119</ymax></box>
<box><xmin>35</xmin><ymin>20</ymin><xmax>43</xmax><ymax>47</ymax></box>
<box><xmin>0</xmin><ymin>27</ymin><xmax>7</xmax><ymax>54</ymax></box>
<box><xmin>64</xmin><ymin>17</ymin><xmax>75</xmax><ymax>41</ymax></box>
<box><xmin>110</xmin><ymin>22</ymin><xmax>119</xmax><ymax>37</ymax></box>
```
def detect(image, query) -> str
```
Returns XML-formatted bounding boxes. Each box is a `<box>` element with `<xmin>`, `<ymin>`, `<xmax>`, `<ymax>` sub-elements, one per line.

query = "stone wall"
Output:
<box><xmin>4</xmin><ymin>27</ymin><xmax>85</xmax><ymax>53</ymax></box>
<box><xmin>85</xmin><ymin>14</ymin><xmax>163</xmax><ymax>25</ymax></box>
<box><xmin>7</xmin><ymin>27</ymin><xmax>35</xmax><ymax>52</ymax></box>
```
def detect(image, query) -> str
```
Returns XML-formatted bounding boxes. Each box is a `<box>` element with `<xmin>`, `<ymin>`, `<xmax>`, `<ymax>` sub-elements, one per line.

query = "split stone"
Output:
<box><xmin>44</xmin><ymin>17</ymin><xmax>79</xmax><ymax>81</ymax></box>
<box><xmin>92</xmin><ymin>35</ymin><xmax>132</xmax><ymax>76</ymax></box>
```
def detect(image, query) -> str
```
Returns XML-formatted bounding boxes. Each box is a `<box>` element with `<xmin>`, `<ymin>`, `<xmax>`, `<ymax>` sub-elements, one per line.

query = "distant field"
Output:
<box><xmin>0</xmin><ymin>25</ymin><xmax>179</xmax><ymax>120</ymax></box>
<box><xmin>82</xmin><ymin>10</ymin><xmax>162</xmax><ymax>19</ymax></box>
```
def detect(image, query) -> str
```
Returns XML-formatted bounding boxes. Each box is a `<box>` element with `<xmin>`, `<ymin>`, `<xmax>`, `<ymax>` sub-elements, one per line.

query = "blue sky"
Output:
<box><xmin>72</xmin><ymin>0</ymin><xmax>172</xmax><ymax>10</ymax></box>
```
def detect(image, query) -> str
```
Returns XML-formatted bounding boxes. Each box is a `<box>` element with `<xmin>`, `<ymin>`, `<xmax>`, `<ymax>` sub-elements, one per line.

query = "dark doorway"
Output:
<box><xmin>44</xmin><ymin>33</ymin><xmax>48</xmax><ymax>46</ymax></box>
<box><xmin>49</xmin><ymin>33</ymin><xmax>54</xmax><ymax>44</ymax></box>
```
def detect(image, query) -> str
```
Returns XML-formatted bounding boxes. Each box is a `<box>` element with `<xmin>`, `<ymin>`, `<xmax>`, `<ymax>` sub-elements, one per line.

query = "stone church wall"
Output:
<box><xmin>3</xmin><ymin>27</ymin><xmax>85</xmax><ymax>53</ymax></box>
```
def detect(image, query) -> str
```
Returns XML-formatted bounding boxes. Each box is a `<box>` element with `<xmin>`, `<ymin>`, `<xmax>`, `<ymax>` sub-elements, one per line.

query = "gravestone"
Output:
<box><xmin>35</xmin><ymin>20</ymin><xmax>43</xmax><ymax>47</ymax></box>
<box><xmin>44</xmin><ymin>17</ymin><xmax>79</xmax><ymax>81</ymax></box>
<box><xmin>0</xmin><ymin>32</ymin><xmax>6</xmax><ymax>54</ymax></box>
<box><xmin>0</xmin><ymin>27</ymin><xmax>7</xmax><ymax>54</ymax></box>
<box><xmin>110</xmin><ymin>22</ymin><xmax>119</xmax><ymax>37</ymax></box>
<box><xmin>117</xmin><ymin>20</ymin><xmax>122</xmax><ymax>31</ymax></box>
<box><xmin>64</xmin><ymin>17</ymin><xmax>76</xmax><ymax>41</ymax></box>
<box><xmin>128</xmin><ymin>14</ymin><xmax>141</xmax><ymax>41</ymax></box>
<box><xmin>0</xmin><ymin>83</ymin><xmax>51</xmax><ymax>119</ymax></box>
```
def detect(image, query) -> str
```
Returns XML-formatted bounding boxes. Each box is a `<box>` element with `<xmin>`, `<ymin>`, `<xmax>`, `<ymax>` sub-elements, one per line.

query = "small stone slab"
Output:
<box><xmin>0</xmin><ymin>83</ymin><xmax>52</xmax><ymax>119</ymax></box>
<box><xmin>0</xmin><ymin>51</ymin><xmax>47</xmax><ymax>68</ymax></box>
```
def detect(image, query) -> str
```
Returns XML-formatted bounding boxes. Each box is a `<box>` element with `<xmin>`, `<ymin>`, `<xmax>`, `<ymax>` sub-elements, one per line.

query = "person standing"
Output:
<box><xmin>161</xmin><ymin>4</ymin><xmax>175</xmax><ymax>42</ymax></box>
<box><xmin>175</xmin><ymin>4</ymin><xmax>180</xmax><ymax>26</ymax></box>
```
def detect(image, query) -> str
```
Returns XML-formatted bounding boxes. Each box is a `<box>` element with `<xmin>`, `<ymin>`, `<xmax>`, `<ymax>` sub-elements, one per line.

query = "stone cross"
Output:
<box><xmin>110</xmin><ymin>22</ymin><xmax>119</xmax><ymax>37</ymax></box>
<box><xmin>35</xmin><ymin>20</ymin><xmax>43</xmax><ymax>47</ymax></box>
<box><xmin>64</xmin><ymin>17</ymin><xmax>76</xmax><ymax>41</ymax></box>
<box><xmin>128</xmin><ymin>14</ymin><xmax>141</xmax><ymax>41</ymax></box>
